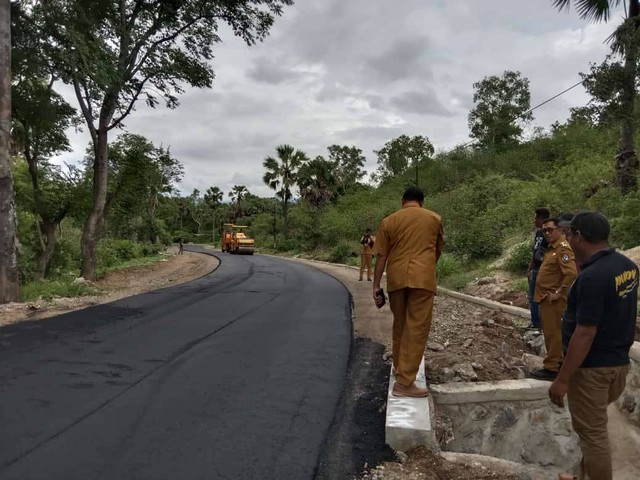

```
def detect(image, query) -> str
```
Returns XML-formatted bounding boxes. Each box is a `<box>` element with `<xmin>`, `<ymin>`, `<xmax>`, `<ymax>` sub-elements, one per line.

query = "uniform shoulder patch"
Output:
<box><xmin>560</xmin><ymin>241</ymin><xmax>569</xmax><ymax>247</ymax></box>
<box><xmin>561</xmin><ymin>254</ymin><xmax>571</xmax><ymax>263</ymax></box>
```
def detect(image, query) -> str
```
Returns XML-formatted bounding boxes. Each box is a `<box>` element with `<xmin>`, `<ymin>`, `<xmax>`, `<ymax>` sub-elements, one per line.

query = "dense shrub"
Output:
<box><xmin>506</xmin><ymin>242</ymin><xmax>532</xmax><ymax>273</ymax></box>
<box><xmin>436</xmin><ymin>254</ymin><xmax>463</xmax><ymax>279</ymax></box>
<box><xmin>328</xmin><ymin>241</ymin><xmax>354</xmax><ymax>264</ymax></box>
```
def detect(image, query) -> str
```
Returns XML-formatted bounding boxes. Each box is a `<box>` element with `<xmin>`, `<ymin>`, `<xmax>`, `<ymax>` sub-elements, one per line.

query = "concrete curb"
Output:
<box><xmin>385</xmin><ymin>358</ymin><xmax>438</xmax><ymax>452</ymax></box>
<box><xmin>430</xmin><ymin>379</ymin><xmax>550</xmax><ymax>405</ymax></box>
<box><xmin>436</xmin><ymin>286</ymin><xmax>531</xmax><ymax>320</ymax></box>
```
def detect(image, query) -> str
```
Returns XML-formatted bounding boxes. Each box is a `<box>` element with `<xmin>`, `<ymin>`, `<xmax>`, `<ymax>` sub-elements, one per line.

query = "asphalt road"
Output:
<box><xmin>0</xmin><ymin>248</ymin><xmax>352</xmax><ymax>480</ymax></box>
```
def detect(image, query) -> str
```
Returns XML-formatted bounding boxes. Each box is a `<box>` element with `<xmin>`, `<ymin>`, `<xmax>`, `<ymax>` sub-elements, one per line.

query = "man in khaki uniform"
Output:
<box><xmin>373</xmin><ymin>187</ymin><xmax>444</xmax><ymax>397</ymax></box>
<box><xmin>532</xmin><ymin>217</ymin><xmax>578</xmax><ymax>380</ymax></box>
<box><xmin>359</xmin><ymin>228</ymin><xmax>375</xmax><ymax>281</ymax></box>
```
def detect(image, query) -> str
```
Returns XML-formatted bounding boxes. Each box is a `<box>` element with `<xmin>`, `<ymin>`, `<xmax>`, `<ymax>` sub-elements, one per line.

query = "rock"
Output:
<box><xmin>453</xmin><ymin>363</ymin><xmax>478</xmax><ymax>381</ymax></box>
<box><xmin>491</xmin><ymin>406</ymin><xmax>518</xmax><ymax>434</ymax></box>
<box><xmin>444</xmin><ymin>340</ymin><xmax>450</xmax><ymax>348</ymax></box>
<box><xmin>507</xmin><ymin>356</ymin><xmax>526</xmax><ymax>368</ymax></box>
<box><xmin>527</xmin><ymin>335</ymin><xmax>545</xmax><ymax>355</ymax></box>
<box><xmin>522</xmin><ymin>353</ymin><xmax>544</xmax><ymax>372</ymax></box>
<box><xmin>462</xmin><ymin>338</ymin><xmax>473</xmax><ymax>349</ymax></box>
<box><xmin>427</xmin><ymin>342</ymin><xmax>445</xmax><ymax>352</ymax></box>
<box><xmin>471</xmin><ymin>362</ymin><xmax>484</xmax><ymax>371</ymax></box>
<box><xmin>73</xmin><ymin>277</ymin><xmax>87</xmax><ymax>285</ymax></box>
<box><xmin>523</xmin><ymin>330</ymin><xmax>542</xmax><ymax>343</ymax></box>
<box><xmin>500</xmin><ymin>342</ymin><xmax>508</xmax><ymax>356</ymax></box>
<box><xmin>481</xmin><ymin>318</ymin><xmax>495</xmax><ymax>327</ymax></box>
<box><xmin>476</xmin><ymin>276</ymin><xmax>496</xmax><ymax>285</ymax></box>
<box><xmin>441</xmin><ymin>367</ymin><xmax>455</xmax><ymax>382</ymax></box>
<box><xmin>470</xmin><ymin>405</ymin><xmax>489</xmax><ymax>421</ymax></box>
<box><xmin>395</xmin><ymin>451</ymin><xmax>409</xmax><ymax>464</ymax></box>
<box><xmin>382</xmin><ymin>351</ymin><xmax>392</xmax><ymax>361</ymax></box>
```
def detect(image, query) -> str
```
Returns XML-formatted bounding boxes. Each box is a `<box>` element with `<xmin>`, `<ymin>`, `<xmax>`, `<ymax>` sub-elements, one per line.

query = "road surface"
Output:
<box><xmin>0</xmin><ymin>248</ymin><xmax>352</xmax><ymax>480</ymax></box>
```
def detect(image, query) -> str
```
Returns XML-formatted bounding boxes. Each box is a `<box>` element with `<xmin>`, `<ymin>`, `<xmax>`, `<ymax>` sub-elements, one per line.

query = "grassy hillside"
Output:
<box><xmin>254</xmin><ymin>122</ymin><xmax>640</xmax><ymax>278</ymax></box>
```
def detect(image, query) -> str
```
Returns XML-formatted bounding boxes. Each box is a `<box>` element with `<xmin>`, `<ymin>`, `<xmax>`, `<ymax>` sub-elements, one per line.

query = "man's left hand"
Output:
<box><xmin>548</xmin><ymin>292</ymin><xmax>562</xmax><ymax>303</ymax></box>
<box><xmin>549</xmin><ymin>378</ymin><xmax>569</xmax><ymax>408</ymax></box>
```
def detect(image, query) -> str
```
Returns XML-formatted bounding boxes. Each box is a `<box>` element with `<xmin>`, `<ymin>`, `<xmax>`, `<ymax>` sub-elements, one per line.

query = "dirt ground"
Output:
<box><xmin>0</xmin><ymin>247</ymin><xmax>219</xmax><ymax>327</ymax></box>
<box><xmin>360</xmin><ymin>447</ymin><xmax>518</xmax><ymax>480</ymax></box>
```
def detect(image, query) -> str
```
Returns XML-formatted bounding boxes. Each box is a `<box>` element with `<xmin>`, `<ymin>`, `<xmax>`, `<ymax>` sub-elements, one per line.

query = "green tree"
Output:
<box><xmin>468</xmin><ymin>70</ymin><xmax>533</xmax><ymax>150</ymax></box>
<box><xmin>553</xmin><ymin>0</ymin><xmax>640</xmax><ymax>191</ymax></box>
<box><xmin>228</xmin><ymin>185</ymin><xmax>249</xmax><ymax>221</ymax></box>
<box><xmin>263</xmin><ymin>144</ymin><xmax>308</xmax><ymax>238</ymax></box>
<box><xmin>96</xmin><ymin>133</ymin><xmax>183</xmax><ymax>243</ymax></box>
<box><xmin>28</xmin><ymin>0</ymin><xmax>292</xmax><ymax>280</ymax></box>
<box><xmin>204</xmin><ymin>186</ymin><xmax>223</xmax><ymax>243</ymax></box>
<box><xmin>326</xmin><ymin>145</ymin><xmax>366</xmax><ymax>194</ymax></box>
<box><xmin>298</xmin><ymin>156</ymin><xmax>338</xmax><ymax>209</ymax></box>
<box><xmin>0</xmin><ymin>0</ymin><xmax>19</xmax><ymax>303</ymax></box>
<box><xmin>374</xmin><ymin>134</ymin><xmax>434</xmax><ymax>184</ymax></box>
<box><xmin>12</xmin><ymin>7</ymin><xmax>82</xmax><ymax>278</ymax></box>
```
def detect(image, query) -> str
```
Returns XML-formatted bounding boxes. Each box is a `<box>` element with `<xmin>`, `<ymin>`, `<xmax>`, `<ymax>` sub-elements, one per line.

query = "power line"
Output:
<box><xmin>460</xmin><ymin>77</ymin><xmax>587</xmax><ymax>149</ymax></box>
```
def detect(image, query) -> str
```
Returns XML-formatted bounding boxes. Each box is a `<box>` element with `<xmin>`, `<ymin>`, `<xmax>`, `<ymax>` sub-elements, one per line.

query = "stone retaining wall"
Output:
<box><xmin>431</xmin><ymin>380</ymin><xmax>580</xmax><ymax>472</ymax></box>
<box><xmin>617</xmin><ymin>344</ymin><xmax>640</xmax><ymax>427</ymax></box>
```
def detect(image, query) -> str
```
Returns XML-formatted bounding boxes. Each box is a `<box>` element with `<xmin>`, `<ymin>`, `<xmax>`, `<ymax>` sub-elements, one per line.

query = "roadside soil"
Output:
<box><xmin>0</xmin><ymin>247</ymin><xmax>219</xmax><ymax>327</ymax></box>
<box><xmin>287</xmin><ymin>258</ymin><xmax>532</xmax><ymax>480</ymax></box>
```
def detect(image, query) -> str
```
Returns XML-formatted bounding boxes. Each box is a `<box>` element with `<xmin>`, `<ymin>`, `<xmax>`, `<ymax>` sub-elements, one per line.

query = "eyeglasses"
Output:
<box><xmin>542</xmin><ymin>227</ymin><xmax>557</xmax><ymax>234</ymax></box>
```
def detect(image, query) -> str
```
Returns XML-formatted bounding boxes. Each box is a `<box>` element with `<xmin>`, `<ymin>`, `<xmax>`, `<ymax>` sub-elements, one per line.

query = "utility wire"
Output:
<box><xmin>460</xmin><ymin>77</ymin><xmax>587</xmax><ymax>149</ymax></box>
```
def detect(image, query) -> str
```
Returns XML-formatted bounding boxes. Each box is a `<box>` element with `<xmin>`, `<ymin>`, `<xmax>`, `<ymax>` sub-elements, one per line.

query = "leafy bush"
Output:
<box><xmin>21</xmin><ymin>278</ymin><xmax>100</xmax><ymax>302</ymax></box>
<box><xmin>505</xmin><ymin>242</ymin><xmax>532</xmax><ymax>273</ymax></box>
<box><xmin>328</xmin><ymin>241</ymin><xmax>354</xmax><ymax>264</ymax></box>
<box><xmin>436</xmin><ymin>253</ymin><xmax>464</xmax><ymax>279</ymax></box>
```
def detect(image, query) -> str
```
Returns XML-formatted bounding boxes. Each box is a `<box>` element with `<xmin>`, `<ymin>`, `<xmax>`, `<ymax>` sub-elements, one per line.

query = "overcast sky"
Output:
<box><xmin>53</xmin><ymin>0</ymin><xmax>625</xmax><ymax>198</ymax></box>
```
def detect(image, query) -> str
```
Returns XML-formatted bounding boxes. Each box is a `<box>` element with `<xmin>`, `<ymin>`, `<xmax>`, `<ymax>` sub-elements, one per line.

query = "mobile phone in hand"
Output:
<box><xmin>375</xmin><ymin>288</ymin><xmax>386</xmax><ymax>309</ymax></box>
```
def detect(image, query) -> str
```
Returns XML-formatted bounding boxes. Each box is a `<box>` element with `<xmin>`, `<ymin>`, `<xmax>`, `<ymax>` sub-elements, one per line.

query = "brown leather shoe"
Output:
<box><xmin>392</xmin><ymin>382</ymin><xmax>430</xmax><ymax>398</ymax></box>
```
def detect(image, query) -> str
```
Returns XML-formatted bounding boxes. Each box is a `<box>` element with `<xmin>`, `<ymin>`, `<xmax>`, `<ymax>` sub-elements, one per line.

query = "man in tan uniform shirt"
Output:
<box><xmin>373</xmin><ymin>187</ymin><xmax>444</xmax><ymax>397</ymax></box>
<box><xmin>532</xmin><ymin>216</ymin><xmax>577</xmax><ymax>381</ymax></box>
<box><xmin>359</xmin><ymin>228</ymin><xmax>375</xmax><ymax>281</ymax></box>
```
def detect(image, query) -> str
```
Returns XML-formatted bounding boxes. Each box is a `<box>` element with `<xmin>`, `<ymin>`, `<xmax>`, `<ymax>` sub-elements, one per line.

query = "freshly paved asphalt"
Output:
<box><xmin>0</xmin><ymin>248</ymin><xmax>352</xmax><ymax>480</ymax></box>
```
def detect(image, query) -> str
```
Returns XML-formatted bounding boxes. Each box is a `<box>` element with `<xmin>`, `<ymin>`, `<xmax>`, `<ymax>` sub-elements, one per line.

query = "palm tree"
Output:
<box><xmin>228</xmin><ymin>185</ymin><xmax>248</xmax><ymax>221</ymax></box>
<box><xmin>0</xmin><ymin>0</ymin><xmax>19</xmax><ymax>303</ymax></box>
<box><xmin>553</xmin><ymin>0</ymin><xmax>639</xmax><ymax>191</ymax></box>
<box><xmin>263</xmin><ymin>145</ymin><xmax>308</xmax><ymax>238</ymax></box>
<box><xmin>204</xmin><ymin>186</ymin><xmax>223</xmax><ymax>242</ymax></box>
<box><xmin>298</xmin><ymin>156</ymin><xmax>338</xmax><ymax>209</ymax></box>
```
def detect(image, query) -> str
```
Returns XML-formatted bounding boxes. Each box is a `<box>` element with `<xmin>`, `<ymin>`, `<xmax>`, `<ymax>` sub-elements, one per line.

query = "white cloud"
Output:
<box><xmin>51</xmin><ymin>0</ymin><xmax>625</xmax><ymax>198</ymax></box>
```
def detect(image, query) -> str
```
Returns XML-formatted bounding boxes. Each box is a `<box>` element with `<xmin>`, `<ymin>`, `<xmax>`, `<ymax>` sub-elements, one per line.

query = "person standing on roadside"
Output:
<box><xmin>179</xmin><ymin>238</ymin><xmax>184</xmax><ymax>255</ymax></box>
<box><xmin>550</xmin><ymin>212</ymin><xmax>638</xmax><ymax>480</ymax></box>
<box><xmin>359</xmin><ymin>228</ymin><xmax>375</xmax><ymax>281</ymax></box>
<box><xmin>527</xmin><ymin>208</ymin><xmax>550</xmax><ymax>330</ymax></box>
<box><xmin>531</xmin><ymin>217</ymin><xmax>577</xmax><ymax>381</ymax></box>
<box><xmin>372</xmin><ymin>187</ymin><xmax>444</xmax><ymax>398</ymax></box>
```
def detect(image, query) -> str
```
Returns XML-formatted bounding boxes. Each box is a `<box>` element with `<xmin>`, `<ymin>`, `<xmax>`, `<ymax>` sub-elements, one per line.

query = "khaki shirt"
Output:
<box><xmin>360</xmin><ymin>235</ymin><xmax>375</xmax><ymax>255</ymax></box>
<box><xmin>374</xmin><ymin>204</ymin><xmax>444</xmax><ymax>293</ymax></box>
<box><xmin>534</xmin><ymin>237</ymin><xmax>577</xmax><ymax>302</ymax></box>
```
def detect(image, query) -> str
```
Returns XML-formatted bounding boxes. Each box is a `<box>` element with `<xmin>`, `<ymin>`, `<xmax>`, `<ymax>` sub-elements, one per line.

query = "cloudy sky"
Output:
<box><xmin>54</xmin><ymin>0</ymin><xmax>625</xmax><ymax>198</ymax></box>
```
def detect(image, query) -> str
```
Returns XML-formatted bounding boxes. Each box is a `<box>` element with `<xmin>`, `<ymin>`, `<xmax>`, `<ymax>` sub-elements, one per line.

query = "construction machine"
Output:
<box><xmin>220</xmin><ymin>224</ymin><xmax>255</xmax><ymax>255</ymax></box>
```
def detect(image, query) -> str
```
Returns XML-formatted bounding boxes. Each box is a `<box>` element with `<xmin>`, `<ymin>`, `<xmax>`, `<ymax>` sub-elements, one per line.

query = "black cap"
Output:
<box><xmin>557</xmin><ymin>212</ymin><xmax>574</xmax><ymax>227</ymax></box>
<box><xmin>561</xmin><ymin>211</ymin><xmax>610</xmax><ymax>242</ymax></box>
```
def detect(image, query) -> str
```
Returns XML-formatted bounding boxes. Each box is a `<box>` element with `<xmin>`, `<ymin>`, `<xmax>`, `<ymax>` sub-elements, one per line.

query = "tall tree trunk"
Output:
<box><xmin>617</xmin><ymin>0</ymin><xmax>640</xmax><ymax>193</ymax></box>
<box><xmin>81</xmin><ymin>129</ymin><xmax>109</xmax><ymax>280</ymax></box>
<box><xmin>0</xmin><ymin>0</ymin><xmax>19</xmax><ymax>303</ymax></box>
<box><xmin>34</xmin><ymin>221</ymin><xmax>57</xmax><ymax>280</ymax></box>
<box><xmin>283</xmin><ymin>197</ymin><xmax>289</xmax><ymax>239</ymax></box>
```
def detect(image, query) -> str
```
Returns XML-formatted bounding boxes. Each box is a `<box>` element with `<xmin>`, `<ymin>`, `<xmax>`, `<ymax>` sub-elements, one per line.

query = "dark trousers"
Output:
<box><xmin>528</xmin><ymin>269</ymin><xmax>541</xmax><ymax>328</ymax></box>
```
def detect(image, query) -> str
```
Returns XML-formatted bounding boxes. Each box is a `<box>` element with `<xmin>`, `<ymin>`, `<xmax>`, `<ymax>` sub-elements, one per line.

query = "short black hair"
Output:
<box><xmin>542</xmin><ymin>217</ymin><xmax>560</xmax><ymax>227</ymax></box>
<box><xmin>535</xmin><ymin>207</ymin><xmax>550</xmax><ymax>219</ymax></box>
<box><xmin>402</xmin><ymin>186</ymin><xmax>425</xmax><ymax>203</ymax></box>
<box><xmin>365</xmin><ymin>228</ymin><xmax>372</xmax><ymax>233</ymax></box>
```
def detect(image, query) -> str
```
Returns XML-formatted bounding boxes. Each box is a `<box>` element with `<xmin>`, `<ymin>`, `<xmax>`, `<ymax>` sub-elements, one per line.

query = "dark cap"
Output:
<box><xmin>561</xmin><ymin>211</ymin><xmax>610</xmax><ymax>242</ymax></box>
<box><xmin>557</xmin><ymin>212</ymin><xmax>574</xmax><ymax>227</ymax></box>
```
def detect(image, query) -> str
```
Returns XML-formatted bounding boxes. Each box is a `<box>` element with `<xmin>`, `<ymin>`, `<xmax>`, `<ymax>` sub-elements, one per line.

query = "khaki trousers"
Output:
<box><xmin>388</xmin><ymin>288</ymin><xmax>434</xmax><ymax>386</ymax></box>
<box><xmin>567</xmin><ymin>365</ymin><xmax>629</xmax><ymax>480</ymax></box>
<box><xmin>539</xmin><ymin>299</ymin><xmax>567</xmax><ymax>371</ymax></box>
<box><xmin>359</xmin><ymin>254</ymin><xmax>372</xmax><ymax>280</ymax></box>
